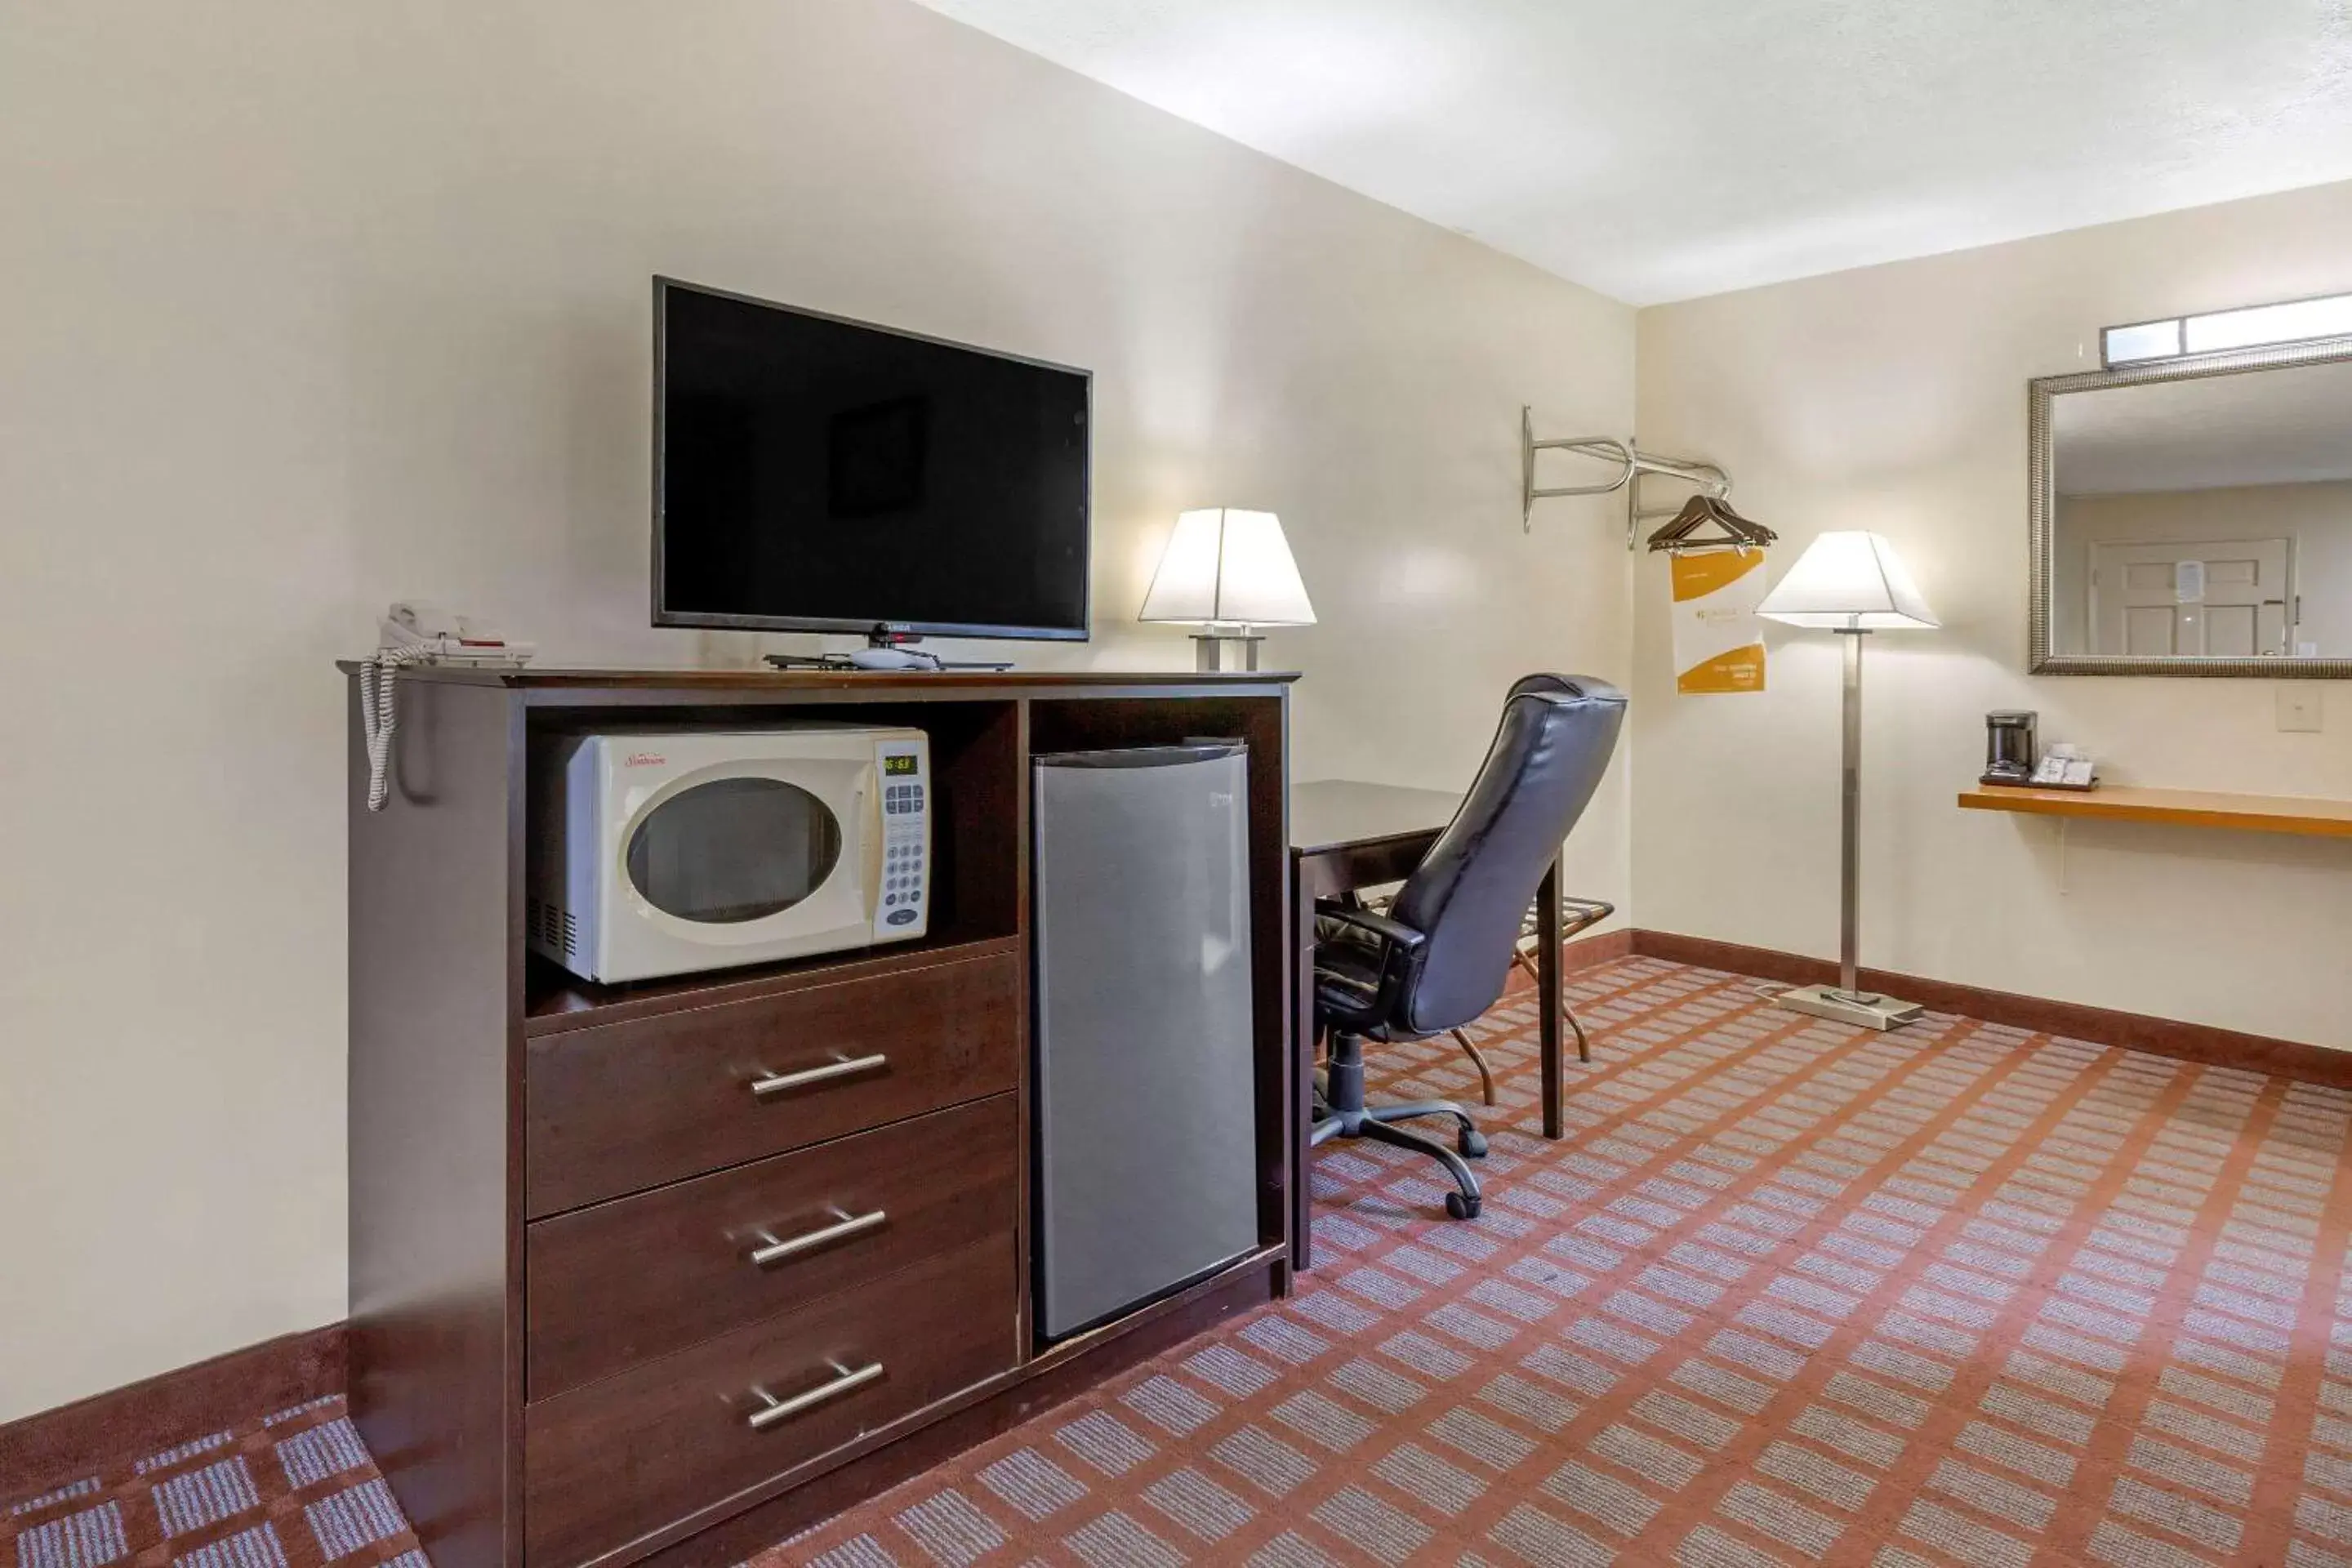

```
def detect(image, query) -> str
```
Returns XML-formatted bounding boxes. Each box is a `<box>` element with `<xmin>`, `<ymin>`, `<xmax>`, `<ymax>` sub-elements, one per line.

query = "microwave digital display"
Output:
<box><xmin>883</xmin><ymin>755</ymin><xmax>919</xmax><ymax>776</ymax></box>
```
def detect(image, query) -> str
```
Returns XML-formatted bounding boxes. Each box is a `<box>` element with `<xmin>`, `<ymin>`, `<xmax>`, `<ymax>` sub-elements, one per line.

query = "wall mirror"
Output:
<box><xmin>2030</xmin><ymin>336</ymin><xmax>2352</xmax><ymax>676</ymax></box>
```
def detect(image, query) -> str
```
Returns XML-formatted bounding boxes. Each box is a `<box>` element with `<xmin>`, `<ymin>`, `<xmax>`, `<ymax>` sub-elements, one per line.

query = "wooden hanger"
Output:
<box><xmin>1644</xmin><ymin>492</ymin><xmax>1777</xmax><ymax>554</ymax></box>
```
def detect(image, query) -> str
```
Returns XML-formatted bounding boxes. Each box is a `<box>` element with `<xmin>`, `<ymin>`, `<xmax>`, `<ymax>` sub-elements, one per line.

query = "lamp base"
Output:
<box><xmin>1191</xmin><ymin>634</ymin><xmax>1264</xmax><ymax>672</ymax></box>
<box><xmin>1772</xmin><ymin>983</ymin><xmax>1925</xmax><ymax>1031</ymax></box>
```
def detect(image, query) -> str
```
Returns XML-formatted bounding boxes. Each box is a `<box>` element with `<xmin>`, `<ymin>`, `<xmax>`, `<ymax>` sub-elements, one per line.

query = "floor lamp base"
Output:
<box><xmin>1773</xmin><ymin>983</ymin><xmax>1926</xmax><ymax>1031</ymax></box>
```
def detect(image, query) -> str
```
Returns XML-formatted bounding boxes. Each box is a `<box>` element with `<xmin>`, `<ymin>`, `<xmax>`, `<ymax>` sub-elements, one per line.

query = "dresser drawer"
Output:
<box><xmin>527</xmin><ymin>951</ymin><xmax>1020</xmax><ymax>1216</ymax></box>
<box><xmin>527</xmin><ymin>1094</ymin><xmax>1018</xmax><ymax>1400</ymax></box>
<box><xmin>524</xmin><ymin>1236</ymin><xmax>1017</xmax><ymax>1568</ymax></box>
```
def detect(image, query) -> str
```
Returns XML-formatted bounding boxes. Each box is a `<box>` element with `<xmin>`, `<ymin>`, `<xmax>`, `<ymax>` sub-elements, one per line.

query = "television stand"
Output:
<box><xmin>765</xmin><ymin>625</ymin><xmax>1015</xmax><ymax>674</ymax></box>
<box><xmin>339</xmin><ymin>665</ymin><xmax>1296</xmax><ymax>1568</ymax></box>
<box><xmin>851</xmin><ymin>645</ymin><xmax>943</xmax><ymax>670</ymax></box>
<box><xmin>762</xmin><ymin>650</ymin><xmax>1018</xmax><ymax>673</ymax></box>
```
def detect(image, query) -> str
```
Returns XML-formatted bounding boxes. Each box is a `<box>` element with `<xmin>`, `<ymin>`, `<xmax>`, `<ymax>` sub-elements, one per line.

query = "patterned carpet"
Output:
<box><xmin>781</xmin><ymin>956</ymin><xmax>2352</xmax><ymax>1568</ymax></box>
<box><xmin>12</xmin><ymin>957</ymin><xmax>2352</xmax><ymax>1568</ymax></box>
<box><xmin>1</xmin><ymin>1395</ymin><xmax>422</xmax><ymax>1568</ymax></box>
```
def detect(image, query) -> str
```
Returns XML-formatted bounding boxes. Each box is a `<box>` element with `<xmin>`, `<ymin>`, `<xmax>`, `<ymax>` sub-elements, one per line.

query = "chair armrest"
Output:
<box><xmin>1313</xmin><ymin>899</ymin><xmax>1431</xmax><ymax>1027</ymax></box>
<box><xmin>1312</xmin><ymin>898</ymin><xmax>1429</xmax><ymax>955</ymax></box>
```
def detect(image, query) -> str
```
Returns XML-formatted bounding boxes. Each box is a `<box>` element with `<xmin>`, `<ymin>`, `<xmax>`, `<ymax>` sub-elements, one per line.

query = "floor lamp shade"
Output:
<box><xmin>1756</xmin><ymin>531</ymin><xmax>1937</xmax><ymax>630</ymax></box>
<box><xmin>1755</xmin><ymin>531</ymin><xmax>1936</xmax><ymax>1030</ymax></box>
<box><xmin>1140</xmin><ymin>508</ymin><xmax>1315</xmax><ymax>670</ymax></box>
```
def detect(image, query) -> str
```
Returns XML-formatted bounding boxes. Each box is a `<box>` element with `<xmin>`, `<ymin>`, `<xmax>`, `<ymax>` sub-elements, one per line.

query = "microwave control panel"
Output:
<box><xmin>878</xmin><ymin>739</ymin><xmax>929</xmax><ymax>932</ymax></box>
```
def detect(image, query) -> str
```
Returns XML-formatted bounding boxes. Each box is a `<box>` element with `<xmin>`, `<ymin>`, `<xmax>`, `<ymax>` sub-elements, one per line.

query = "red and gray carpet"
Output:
<box><xmin>11</xmin><ymin>956</ymin><xmax>2352</xmax><ymax>1567</ymax></box>
<box><xmin>1</xmin><ymin>1394</ymin><xmax>421</xmax><ymax>1568</ymax></box>
<box><xmin>780</xmin><ymin>957</ymin><xmax>2352</xmax><ymax>1567</ymax></box>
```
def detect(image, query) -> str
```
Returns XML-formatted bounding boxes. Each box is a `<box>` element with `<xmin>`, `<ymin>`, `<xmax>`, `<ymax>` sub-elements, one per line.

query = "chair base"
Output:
<box><xmin>1312</xmin><ymin>1033</ymin><xmax>1486</xmax><ymax>1218</ymax></box>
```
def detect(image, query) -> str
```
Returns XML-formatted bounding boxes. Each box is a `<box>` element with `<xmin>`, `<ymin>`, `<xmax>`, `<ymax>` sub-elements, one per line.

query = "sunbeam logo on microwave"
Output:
<box><xmin>622</xmin><ymin>751</ymin><xmax>666</xmax><ymax>767</ymax></box>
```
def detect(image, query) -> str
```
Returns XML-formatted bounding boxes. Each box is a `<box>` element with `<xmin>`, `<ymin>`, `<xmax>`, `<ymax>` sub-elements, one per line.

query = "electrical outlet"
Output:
<box><xmin>2277</xmin><ymin>686</ymin><xmax>2323</xmax><ymax>733</ymax></box>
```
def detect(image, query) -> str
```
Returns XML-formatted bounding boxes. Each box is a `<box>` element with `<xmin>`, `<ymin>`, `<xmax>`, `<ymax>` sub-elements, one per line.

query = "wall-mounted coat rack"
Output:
<box><xmin>1521</xmin><ymin>406</ymin><xmax>1732</xmax><ymax>548</ymax></box>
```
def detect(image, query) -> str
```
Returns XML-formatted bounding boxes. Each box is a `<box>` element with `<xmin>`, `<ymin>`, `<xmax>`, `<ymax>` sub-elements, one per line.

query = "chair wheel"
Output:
<box><xmin>1459</xmin><ymin>1129</ymin><xmax>1489</xmax><ymax>1159</ymax></box>
<box><xmin>1445</xmin><ymin>1191</ymin><xmax>1481</xmax><ymax>1220</ymax></box>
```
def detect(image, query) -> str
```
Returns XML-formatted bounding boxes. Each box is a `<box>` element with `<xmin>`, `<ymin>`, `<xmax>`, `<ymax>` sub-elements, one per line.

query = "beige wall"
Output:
<box><xmin>0</xmin><ymin>0</ymin><xmax>1633</xmax><ymax>1419</ymax></box>
<box><xmin>2055</xmin><ymin>481</ymin><xmax>2352</xmax><ymax>656</ymax></box>
<box><xmin>1634</xmin><ymin>180</ymin><xmax>2352</xmax><ymax>1053</ymax></box>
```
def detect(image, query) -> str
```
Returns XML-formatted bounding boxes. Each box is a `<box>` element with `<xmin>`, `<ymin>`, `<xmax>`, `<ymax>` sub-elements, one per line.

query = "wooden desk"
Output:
<box><xmin>1288</xmin><ymin>780</ymin><xmax>1566</xmax><ymax>1271</ymax></box>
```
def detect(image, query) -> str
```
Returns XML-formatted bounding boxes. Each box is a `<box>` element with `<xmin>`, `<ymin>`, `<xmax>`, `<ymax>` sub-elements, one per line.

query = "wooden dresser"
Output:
<box><xmin>343</xmin><ymin>668</ymin><xmax>1296</xmax><ymax>1568</ymax></box>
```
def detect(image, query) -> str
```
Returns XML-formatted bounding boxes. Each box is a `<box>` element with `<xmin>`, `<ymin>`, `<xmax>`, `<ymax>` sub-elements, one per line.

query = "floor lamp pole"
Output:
<box><xmin>1774</xmin><ymin>623</ymin><xmax>1925</xmax><ymax>1030</ymax></box>
<box><xmin>1839</xmin><ymin>626</ymin><xmax>1863</xmax><ymax>998</ymax></box>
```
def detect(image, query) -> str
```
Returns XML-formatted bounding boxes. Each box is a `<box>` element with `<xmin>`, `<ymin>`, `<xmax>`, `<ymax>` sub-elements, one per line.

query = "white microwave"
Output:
<box><xmin>528</xmin><ymin>726</ymin><xmax>930</xmax><ymax>984</ymax></box>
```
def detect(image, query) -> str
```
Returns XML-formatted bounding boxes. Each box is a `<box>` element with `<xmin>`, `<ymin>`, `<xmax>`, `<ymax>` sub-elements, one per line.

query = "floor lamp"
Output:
<box><xmin>1755</xmin><ymin>532</ymin><xmax>1939</xmax><ymax>1030</ymax></box>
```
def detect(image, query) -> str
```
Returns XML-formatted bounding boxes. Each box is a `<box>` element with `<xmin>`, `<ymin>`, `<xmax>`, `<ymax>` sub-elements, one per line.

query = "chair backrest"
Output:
<box><xmin>1388</xmin><ymin>674</ymin><xmax>1627</xmax><ymax>1035</ymax></box>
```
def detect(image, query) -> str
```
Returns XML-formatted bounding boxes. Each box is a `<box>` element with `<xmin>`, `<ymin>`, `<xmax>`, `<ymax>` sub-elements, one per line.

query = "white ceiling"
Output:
<box><xmin>913</xmin><ymin>0</ymin><xmax>2352</xmax><ymax>304</ymax></box>
<box><xmin>2055</xmin><ymin>359</ymin><xmax>2352</xmax><ymax>494</ymax></box>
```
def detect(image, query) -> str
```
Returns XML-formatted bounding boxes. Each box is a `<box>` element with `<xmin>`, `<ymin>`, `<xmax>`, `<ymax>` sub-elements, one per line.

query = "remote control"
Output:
<box><xmin>845</xmin><ymin>646</ymin><xmax>946</xmax><ymax>671</ymax></box>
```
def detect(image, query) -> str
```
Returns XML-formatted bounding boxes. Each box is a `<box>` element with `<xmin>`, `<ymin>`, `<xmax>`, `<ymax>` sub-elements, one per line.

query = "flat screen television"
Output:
<box><xmin>653</xmin><ymin>277</ymin><xmax>1091</xmax><ymax>641</ymax></box>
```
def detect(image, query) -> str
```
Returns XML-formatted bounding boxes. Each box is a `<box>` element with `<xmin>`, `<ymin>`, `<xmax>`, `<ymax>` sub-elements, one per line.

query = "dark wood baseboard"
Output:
<box><xmin>1499</xmin><ymin>927</ymin><xmax>1633</xmax><ymax>999</ymax></box>
<box><xmin>0</xmin><ymin>1324</ymin><xmax>345</xmax><ymax>1501</ymax></box>
<box><xmin>1628</xmin><ymin>929</ymin><xmax>2352</xmax><ymax>1089</ymax></box>
<box><xmin>1560</xmin><ymin>928</ymin><xmax>1635</xmax><ymax>974</ymax></box>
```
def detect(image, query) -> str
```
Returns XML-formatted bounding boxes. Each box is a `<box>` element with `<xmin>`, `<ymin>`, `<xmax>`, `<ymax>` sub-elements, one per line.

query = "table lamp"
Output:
<box><xmin>1139</xmin><ymin>508</ymin><xmax>1316</xmax><ymax>671</ymax></box>
<box><xmin>1755</xmin><ymin>531</ymin><xmax>1938</xmax><ymax>1029</ymax></box>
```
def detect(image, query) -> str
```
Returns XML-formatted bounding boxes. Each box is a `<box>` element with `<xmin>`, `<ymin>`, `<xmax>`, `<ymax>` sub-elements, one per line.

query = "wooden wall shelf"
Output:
<box><xmin>1958</xmin><ymin>783</ymin><xmax>2352</xmax><ymax>839</ymax></box>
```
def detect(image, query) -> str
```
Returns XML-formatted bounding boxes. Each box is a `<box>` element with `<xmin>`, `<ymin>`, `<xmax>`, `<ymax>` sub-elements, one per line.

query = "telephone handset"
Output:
<box><xmin>361</xmin><ymin>603</ymin><xmax>536</xmax><ymax>812</ymax></box>
<box><xmin>377</xmin><ymin>601</ymin><xmax>534</xmax><ymax>657</ymax></box>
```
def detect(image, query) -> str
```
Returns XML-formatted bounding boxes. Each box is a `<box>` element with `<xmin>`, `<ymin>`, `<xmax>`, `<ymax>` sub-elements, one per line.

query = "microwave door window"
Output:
<box><xmin>626</xmin><ymin>777</ymin><xmax>843</xmax><ymax>924</ymax></box>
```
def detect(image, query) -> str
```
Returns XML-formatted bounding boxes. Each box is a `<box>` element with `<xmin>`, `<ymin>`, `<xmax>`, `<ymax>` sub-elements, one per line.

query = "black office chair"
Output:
<box><xmin>1312</xmin><ymin>674</ymin><xmax>1627</xmax><ymax>1218</ymax></box>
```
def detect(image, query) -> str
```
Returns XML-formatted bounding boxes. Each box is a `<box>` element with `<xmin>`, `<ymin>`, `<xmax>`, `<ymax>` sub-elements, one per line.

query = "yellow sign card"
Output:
<box><xmin>1670</xmin><ymin>550</ymin><xmax>1767</xmax><ymax>695</ymax></box>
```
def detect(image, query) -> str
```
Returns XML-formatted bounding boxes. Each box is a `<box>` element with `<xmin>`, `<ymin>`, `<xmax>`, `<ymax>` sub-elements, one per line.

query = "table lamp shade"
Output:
<box><xmin>1756</xmin><ymin>531</ymin><xmax>1937</xmax><ymax>630</ymax></box>
<box><xmin>1139</xmin><ymin>509</ymin><xmax>1316</xmax><ymax>627</ymax></box>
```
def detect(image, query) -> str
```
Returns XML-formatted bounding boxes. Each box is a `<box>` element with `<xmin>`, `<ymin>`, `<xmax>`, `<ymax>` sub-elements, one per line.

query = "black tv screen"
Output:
<box><xmin>654</xmin><ymin>278</ymin><xmax>1091</xmax><ymax>640</ymax></box>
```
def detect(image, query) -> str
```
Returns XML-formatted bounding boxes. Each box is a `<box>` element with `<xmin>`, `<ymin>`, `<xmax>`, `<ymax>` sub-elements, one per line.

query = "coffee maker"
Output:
<box><xmin>1981</xmin><ymin>710</ymin><xmax>2037</xmax><ymax>786</ymax></box>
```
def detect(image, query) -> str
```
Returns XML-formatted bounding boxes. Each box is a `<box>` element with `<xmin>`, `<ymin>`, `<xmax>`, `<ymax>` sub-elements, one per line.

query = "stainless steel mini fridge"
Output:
<box><xmin>1032</xmin><ymin>742</ymin><xmax>1258</xmax><ymax>1340</ymax></box>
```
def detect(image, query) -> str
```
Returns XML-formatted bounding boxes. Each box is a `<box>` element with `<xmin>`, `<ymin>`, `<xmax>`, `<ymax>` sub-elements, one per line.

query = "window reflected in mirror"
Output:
<box><xmin>2047</xmin><ymin>355</ymin><xmax>2352</xmax><ymax>662</ymax></box>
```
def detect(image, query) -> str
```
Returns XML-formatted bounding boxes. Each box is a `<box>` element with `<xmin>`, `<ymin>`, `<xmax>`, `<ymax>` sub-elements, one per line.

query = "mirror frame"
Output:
<box><xmin>2029</xmin><ymin>333</ymin><xmax>2352</xmax><ymax>677</ymax></box>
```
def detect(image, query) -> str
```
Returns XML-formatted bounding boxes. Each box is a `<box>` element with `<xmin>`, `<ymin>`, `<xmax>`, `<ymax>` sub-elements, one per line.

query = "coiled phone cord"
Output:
<box><xmin>359</xmin><ymin>646</ymin><xmax>435</xmax><ymax>813</ymax></box>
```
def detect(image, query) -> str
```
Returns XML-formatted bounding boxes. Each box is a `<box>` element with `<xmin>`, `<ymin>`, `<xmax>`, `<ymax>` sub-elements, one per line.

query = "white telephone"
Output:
<box><xmin>362</xmin><ymin>604</ymin><xmax>537</xmax><ymax>813</ymax></box>
<box><xmin>377</xmin><ymin>601</ymin><xmax>535</xmax><ymax>662</ymax></box>
<box><xmin>2027</xmin><ymin>744</ymin><xmax>2097</xmax><ymax>791</ymax></box>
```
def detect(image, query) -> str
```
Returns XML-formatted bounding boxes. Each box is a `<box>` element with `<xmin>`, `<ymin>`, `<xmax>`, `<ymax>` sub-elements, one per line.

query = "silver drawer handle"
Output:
<box><xmin>749</xmin><ymin>1054</ymin><xmax>889</xmax><ymax>1096</ymax></box>
<box><xmin>747</xmin><ymin>1361</ymin><xmax>884</xmax><ymax>1430</ymax></box>
<box><xmin>749</xmin><ymin>1208</ymin><xmax>888</xmax><ymax>1267</ymax></box>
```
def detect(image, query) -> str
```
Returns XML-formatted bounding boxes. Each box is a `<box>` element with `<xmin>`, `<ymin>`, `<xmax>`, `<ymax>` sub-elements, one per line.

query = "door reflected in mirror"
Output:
<box><xmin>2036</xmin><ymin>345</ymin><xmax>2352</xmax><ymax>673</ymax></box>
